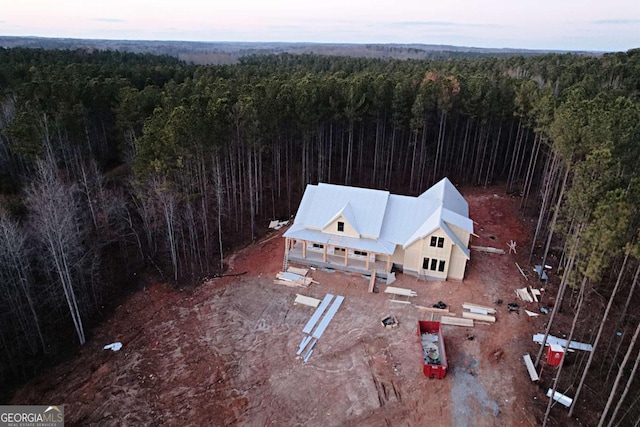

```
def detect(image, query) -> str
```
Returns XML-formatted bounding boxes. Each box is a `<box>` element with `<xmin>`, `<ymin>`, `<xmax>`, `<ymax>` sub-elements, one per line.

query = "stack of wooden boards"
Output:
<box><xmin>515</xmin><ymin>286</ymin><xmax>541</xmax><ymax>302</ymax></box>
<box><xmin>384</xmin><ymin>286</ymin><xmax>417</xmax><ymax>303</ymax></box>
<box><xmin>461</xmin><ymin>302</ymin><xmax>496</xmax><ymax>323</ymax></box>
<box><xmin>274</xmin><ymin>266</ymin><xmax>318</xmax><ymax>288</ymax></box>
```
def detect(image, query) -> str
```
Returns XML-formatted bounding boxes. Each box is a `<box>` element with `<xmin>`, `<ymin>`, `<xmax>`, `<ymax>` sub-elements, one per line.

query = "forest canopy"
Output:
<box><xmin>0</xmin><ymin>47</ymin><xmax>639</xmax><ymax>424</ymax></box>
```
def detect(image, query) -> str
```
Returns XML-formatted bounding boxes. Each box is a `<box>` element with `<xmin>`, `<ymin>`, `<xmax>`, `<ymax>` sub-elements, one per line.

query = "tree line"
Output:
<box><xmin>0</xmin><ymin>47</ymin><xmax>639</xmax><ymax>424</ymax></box>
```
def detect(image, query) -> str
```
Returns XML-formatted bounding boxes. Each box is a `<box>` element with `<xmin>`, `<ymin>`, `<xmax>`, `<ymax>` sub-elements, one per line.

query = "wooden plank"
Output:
<box><xmin>415</xmin><ymin>305</ymin><xmax>452</xmax><ymax>315</ymax></box>
<box><xmin>287</xmin><ymin>266</ymin><xmax>309</xmax><ymax>276</ymax></box>
<box><xmin>469</xmin><ymin>307</ymin><xmax>490</xmax><ymax>315</ymax></box>
<box><xmin>524</xmin><ymin>309</ymin><xmax>539</xmax><ymax>317</ymax></box>
<box><xmin>462</xmin><ymin>303</ymin><xmax>496</xmax><ymax>314</ymax></box>
<box><xmin>533</xmin><ymin>334</ymin><xmax>593</xmax><ymax>352</ymax></box>
<box><xmin>470</xmin><ymin>245</ymin><xmax>506</xmax><ymax>254</ymax></box>
<box><xmin>462</xmin><ymin>312</ymin><xmax>496</xmax><ymax>323</ymax></box>
<box><xmin>312</xmin><ymin>296</ymin><xmax>345</xmax><ymax>339</ymax></box>
<box><xmin>529</xmin><ymin>286</ymin><xmax>539</xmax><ymax>302</ymax></box>
<box><xmin>523</xmin><ymin>354</ymin><xmax>539</xmax><ymax>381</ymax></box>
<box><xmin>515</xmin><ymin>262</ymin><xmax>529</xmax><ymax>281</ymax></box>
<box><xmin>389</xmin><ymin>299</ymin><xmax>411</xmax><ymax>304</ymax></box>
<box><xmin>546</xmin><ymin>389</ymin><xmax>573</xmax><ymax>408</ymax></box>
<box><xmin>441</xmin><ymin>316</ymin><xmax>474</xmax><ymax>327</ymax></box>
<box><xmin>531</xmin><ymin>288</ymin><xmax>542</xmax><ymax>296</ymax></box>
<box><xmin>277</xmin><ymin>272</ymin><xmax>302</xmax><ymax>281</ymax></box>
<box><xmin>274</xmin><ymin>279</ymin><xmax>303</xmax><ymax>288</ymax></box>
<box><xmin>295</xmin><ymin>294</ymin><xmax>321</xmax><ymax>308</ymax></box>
<box><xmin>368</xmin><ymin>270</ymin><xmax>376</xmax><ymax>293</ymax></box>
<box><xmin>384</xmin><ymin>286</ymin><xmax>417</xmax><ymax>297</ymax></box>
<box><xmin>302</xmin><ymin>294</ymin><xmax>334</xmax><ymax>334</ymax></box>
<box><xmin>303</xmin><ymin>339</ymin><xmax>317</xmax><ymax>362</ymax></box>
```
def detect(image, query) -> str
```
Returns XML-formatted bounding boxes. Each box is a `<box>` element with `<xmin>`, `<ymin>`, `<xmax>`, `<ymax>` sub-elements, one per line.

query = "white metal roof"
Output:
<box><xmin>301</xmin><ymin>183</ymin><xmax>389</xmax><ymax>238</ymax></box>
<box><xmin>284</xmin><ymin>177</ymin><xmax>472</xmax><ymax>256</ymax></box>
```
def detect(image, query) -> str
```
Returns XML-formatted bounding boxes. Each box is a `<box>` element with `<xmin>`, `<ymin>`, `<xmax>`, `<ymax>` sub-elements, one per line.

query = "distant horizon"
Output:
<box><xmin>0</xmin><ymin>34</ymin><xmax>621</xmax><ymax>55</ymax></box>
<box><xmin>2</xmin><ymin>0</ymin><xmax>638</xmax><ymax>52</ymax></box>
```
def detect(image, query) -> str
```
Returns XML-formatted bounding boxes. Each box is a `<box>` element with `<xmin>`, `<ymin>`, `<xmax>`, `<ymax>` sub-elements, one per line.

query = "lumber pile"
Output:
<box><xmin>515</xmin><ymin>286</ymin><xmax>542</xmax><ymax>302</ymax></box>
<box><xmin>274</xmin><ymin>270</ymin><xmax>318</xmax><ymax>288</ymax></box>
<box><xmin>441</xmin><ymin>316</ymin><xmax>474</xmax><ymax>327</ymax></box>
<box><xmin>294</xmin><ymin>294</ymin><xmax>321</xmax><ymax>308</ymax></box>
<box><xmin>384</xmin><ymin>286</ymin><xmax>417</xmax><ymax>304</ymax></box>
<box><xmin>461</xmin><ymin>302</ymin><xmax>496</xmax><ymax>323</ymax></box>
<box><xmin>470</xmin><ymin>245</ymin><xmax>506</xmax><ymax>255</ymax></box>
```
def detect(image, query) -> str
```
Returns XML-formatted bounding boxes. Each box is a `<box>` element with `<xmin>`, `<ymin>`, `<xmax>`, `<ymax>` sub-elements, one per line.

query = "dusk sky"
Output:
<box><xmin>2</xmin><ymin>0</ymin><xmax>639</xmax><ymax>51</ymax></box>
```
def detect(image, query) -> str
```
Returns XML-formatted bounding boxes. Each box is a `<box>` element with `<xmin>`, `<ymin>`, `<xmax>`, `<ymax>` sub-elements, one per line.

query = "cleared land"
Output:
<box><xmin>11</xmin><ymin>185</ymin><xmax>582</xmax><ymax>426</ymax></box>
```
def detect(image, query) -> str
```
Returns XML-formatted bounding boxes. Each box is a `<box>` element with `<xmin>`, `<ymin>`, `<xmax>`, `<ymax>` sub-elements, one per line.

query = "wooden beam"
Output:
<box><xmin>384</xmin><ymin>286</ymin><xmax>417</xmax><ymax>297</ymax></box>
<box><xmin>302</xmin><ymin>240</ymin><xmax>306</xmax><ymax>259</ymax></box>
<box><xmin>295</xmin><ymin>294</ymin><xmax>321</xmax><ymax>308</ymax></box>
<box><xmin>523</xmin><ymin>354</ymin><xmax>539</xmax><ymax>381</ymax></box>
<box><xmin>441</xmin><ymin>316</ymin><xmax>474</xmax><ymax>327</ymax></box>
<box><xmin>462</xmin><ymin>312</ymin><xmax>496</xmax><ymax>323</ymax></box>
<box><xmin>470</xmin><ymin>245</ymin><xmax>506</xmax><ymax>254</ymax></box>
<box><xmin>386</xmin><ymin>254</ymin><xmax>391</xmax><ymax>271</ymax></box>
<box><xmin>365</xmin><ymin>255</ymin><xmax>370</xmax><ymax>270</ymax></box>
<box><xmin>344</xmin><ymin>248</ymin><xmax>348</xmax><ymax>266</ymax></box>
<box><xmin>323</xmin><ymin>245</ymin><xmax>327</xmax><ymax>262</ymax></box>
<box><xmin>462</xmin><ymin>302</ymin><xmax>496</xmax><ymax>313</ymax></box>
<box><xmin>368</xmin><ymin>270</ymin><xmax>376</xmax><ymax>293</ymax></box>
<box><xmin>415</xmin><ymin>305</ymin><xmax>453</xmax><ymax>315</ymax></box>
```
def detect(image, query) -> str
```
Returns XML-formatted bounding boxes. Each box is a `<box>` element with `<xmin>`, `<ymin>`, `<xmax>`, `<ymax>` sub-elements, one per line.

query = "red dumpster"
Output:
<box><xmin>418</xmin><ymin>320</ymin><xmax>448</xmax><ymax>379</ymax></box>
<box><xmin>546</xmin><ymin>344</ymin><xmax>565</xmax><ymax>367</ymax></box>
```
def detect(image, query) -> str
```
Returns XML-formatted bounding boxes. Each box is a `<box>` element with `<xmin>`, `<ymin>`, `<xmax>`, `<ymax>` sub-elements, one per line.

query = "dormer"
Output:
<box><xmin>321</xmin><ymin>203</ymin><xmax>360</xmax><ymax>238</ymax></box>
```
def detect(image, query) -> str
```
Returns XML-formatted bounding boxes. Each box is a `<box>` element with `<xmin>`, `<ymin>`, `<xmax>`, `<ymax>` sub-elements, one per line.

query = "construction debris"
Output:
<box><xmin>103</xmin><ymin>342</ymin><xmax>122</xmax><ymax>352</ymax></box>
<box><xmin>515</xmin><ymin>262</ymin><xmax>528</xmax><ymax>280</ymax></box>
<box><xmin>433</xmin><ymin>301</ymin><xmax>447</xmax><ymax>310</ymax></box>
<box><xmin>275</xmin><ymin>271</ymin><xmax>317</xmax><ymax>288</ymax></box>
<box><xmin>287</xmin><ymin>266</ymin><xmax>309</xmax><ymax>276</ymax></box>
<box><xmin>471</xmin><ymin>245</ymin><xmax>506</xmax><ymax>255</ymax></box>
<box><xmin>507</xmin><ymin>303</ymin><xmax>520</xmax><ymax>313</ymax></box>
<box><xmin>386</xmin><ymin>272</ymin><xmax>396</xmax><ymax>285</ymax></box>
<box><xmin>534</xmin><ymin>265</ymin><xmax>549</xmax><ymax>281</ymax></box>
<box><xmin>385</xmin><ymin>286</ymin><xmax>417</xmax><ymax>303</ymax></box>
<box><xmin>515</xmin><ymin>287</ymin><xmax>534</xmax><ymax>302</ymax></box>
<box><xmin>268</xmin><ymin>219</ymin><xmax>289</xmax><ymax>230</ymax></box>
<box><xmin>462</xmin><ymin>302</ymin><xmax>496</xmax><ymax>314</ymax></box>
<box><xmin>381</xmin><ymin>315</ymin><xmax>399</xmax><ymax>329</ymax></box>
<box><xmin>441</xmin><ymin>316</ymin><xmax>474</xmax><ymax>327</ymax></box>
<box><xmin>546</xmin><ymin>389</ymin><xmax>573</xmax><ymax>408</ymax></box>
<box><xmin>523</xmin><ymin>354</ymin><xmax>539</xmax><ymax>381</ymax></box>
<box><xmin>415</xmin><ymin>305</ymin><xmax>453</xmax><ymax>315</ymax></box>
<box><xmin>295</xmin><ymin>294</ymin><xmax>321</xmax><ymax>308</ymax></box>
<box><xmin>533</xmin><ymin>333</ymin><xmax>594</xmax><ymax>352</ymax></box>
<box><xmin>462</xmin><ymin>312</ymin><xmax>496</xmax><ymax>323</ymax></box>
<box><xmin>524</xmin><ymin>309</ymin><xmax>539</xmax><ymax>317</ymax></box>
<box><xmin>508</xmin><ymin>240</ymin><xmax>517</xmax><ymax>254</ymax></box>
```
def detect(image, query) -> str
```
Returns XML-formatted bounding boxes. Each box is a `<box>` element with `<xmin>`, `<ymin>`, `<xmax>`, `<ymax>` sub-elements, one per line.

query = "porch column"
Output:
<box><xmin>323</xmin><ymin>245</ymin><xmax>327</xmax><ymax>262</ymax></box>
<box><xmin>302</xmin><ymin>240</ymin><xmax>306</xmax><ymax>259</ymax></box>
<box><xmin>284</xmin><ymin>238</ymin><xmax>289</xmax><ymax>254</ymax></box>
<box><xmin>386</xmin><ymin>254</ymin><xmax>391</xmax><ymax>271</ymax></box>
<box><xmin>344</xmin><ymin>249</ymin><xmax>348</xmax><ymax>266</ymax></box>
<box><xmin>365</xmin><ymin>254</ymin><xmax>370</xmax><ymax>270</ymax></box>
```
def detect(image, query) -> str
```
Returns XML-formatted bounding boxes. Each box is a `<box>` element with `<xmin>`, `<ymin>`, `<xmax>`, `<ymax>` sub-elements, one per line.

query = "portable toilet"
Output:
<box><xmin>546</xmin><ymin>344</ymin><xmax>565</xmax><ymax>367</ymax></box>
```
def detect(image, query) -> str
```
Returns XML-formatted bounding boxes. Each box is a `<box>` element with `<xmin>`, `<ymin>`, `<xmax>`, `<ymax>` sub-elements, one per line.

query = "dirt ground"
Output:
<box><xmin>11</xmin><ymin>184</ymin><xmax>583</xmax><ymax>426</ymax></box>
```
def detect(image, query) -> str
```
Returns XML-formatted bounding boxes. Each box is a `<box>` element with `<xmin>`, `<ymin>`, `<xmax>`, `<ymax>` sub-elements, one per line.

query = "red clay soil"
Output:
<box><xmin>10</xmin><ymin>184</ymin><xmax>584</xmax><ymax>426</ymax></box>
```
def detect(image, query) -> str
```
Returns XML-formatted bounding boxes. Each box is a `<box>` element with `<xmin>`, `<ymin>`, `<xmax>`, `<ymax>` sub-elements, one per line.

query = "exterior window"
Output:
<box><xmin>337</xmin><ymin>221</ymin><xmax>345</xmax><ymax>232</ymax></box>
<box><xmin>423</xmin><ymin>258</ymin><xmax>430</xmax><ymax>270</ymax></box>
<box><xmin>430</xmin><ymin>236</ymin><xmax>437</xmax><ymax>247</ymax></box>
<box><xmin>313</xmin><ymin>243</ymin><xmax>324</xmax><ymax>249</ymax></box>
<box><xmin>334</xmin><ymin>247</ymin><xmax>345</xmax><ymax>254</ymax></box>
<box><xmin>430</xmin><ymin>258</ymin><xmax>438</xmax><ymax>271</ymax></box>
<box><xmin>437</xmin><ymin>237</ymin><xmax>445</xmax><ymax>248</ymax></box>
<box><xmin>438</xmin><ymin>260</ymin><xmax>446</xmax><ymax>272</ymax></box>
<box><xmin>354</xmin><ymin>250</ymin><xmax>368</xmax><ymax>256</ymax></box>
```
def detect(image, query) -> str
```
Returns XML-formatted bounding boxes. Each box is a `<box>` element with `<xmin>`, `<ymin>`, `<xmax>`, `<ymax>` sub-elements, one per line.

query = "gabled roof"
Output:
<box><xmin>323</xmin><ymin>202</ymin><xmax>359</xmax><ymax>234</ymax></box>
<box><xmin>419</xmin><ymin>177</ymin><xmax>469</xmax><ymax>217</ymax></box>
<box><xmin>301</xmin><ymin>183</ymin><xmax>389</xmax><ymax>238</ymax></box>
<box><xmin>284</xmin><ymin>178</ymin><xmax>472</xmax><ymax>256</ymax></box>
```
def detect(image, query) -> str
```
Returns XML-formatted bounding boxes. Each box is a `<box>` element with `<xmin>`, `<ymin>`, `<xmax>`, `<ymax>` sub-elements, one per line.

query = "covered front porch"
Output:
<box><xmin>284</xmin><ymin>238</ymin><xmax>392</xmax><ymax>279</ymax></box>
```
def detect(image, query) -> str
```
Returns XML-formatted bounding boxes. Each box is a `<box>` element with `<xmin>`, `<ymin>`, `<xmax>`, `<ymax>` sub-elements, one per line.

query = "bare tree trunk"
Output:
<box><xmin>569</xmin><ymin>251</ymin><xmax>630</xmax><ymax>416</ymax></box>
<box><xmin>599</xmin><ymin>319</ymin><xmax>640</xmax><ymax>427</ymax></box>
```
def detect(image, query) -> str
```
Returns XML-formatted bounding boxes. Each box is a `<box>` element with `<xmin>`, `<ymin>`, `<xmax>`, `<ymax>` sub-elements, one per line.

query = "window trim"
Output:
<box><xmin>337</xmin><ymin>221</ymin><xmax>345</xmax><ymax>232</ymax></box>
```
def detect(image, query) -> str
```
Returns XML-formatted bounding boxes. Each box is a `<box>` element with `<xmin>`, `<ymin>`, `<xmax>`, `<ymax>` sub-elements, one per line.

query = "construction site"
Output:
<box><xmin>10</xmin><ymin>185</ymin><xmax>591</xmax><ymax>426</ymax></box>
